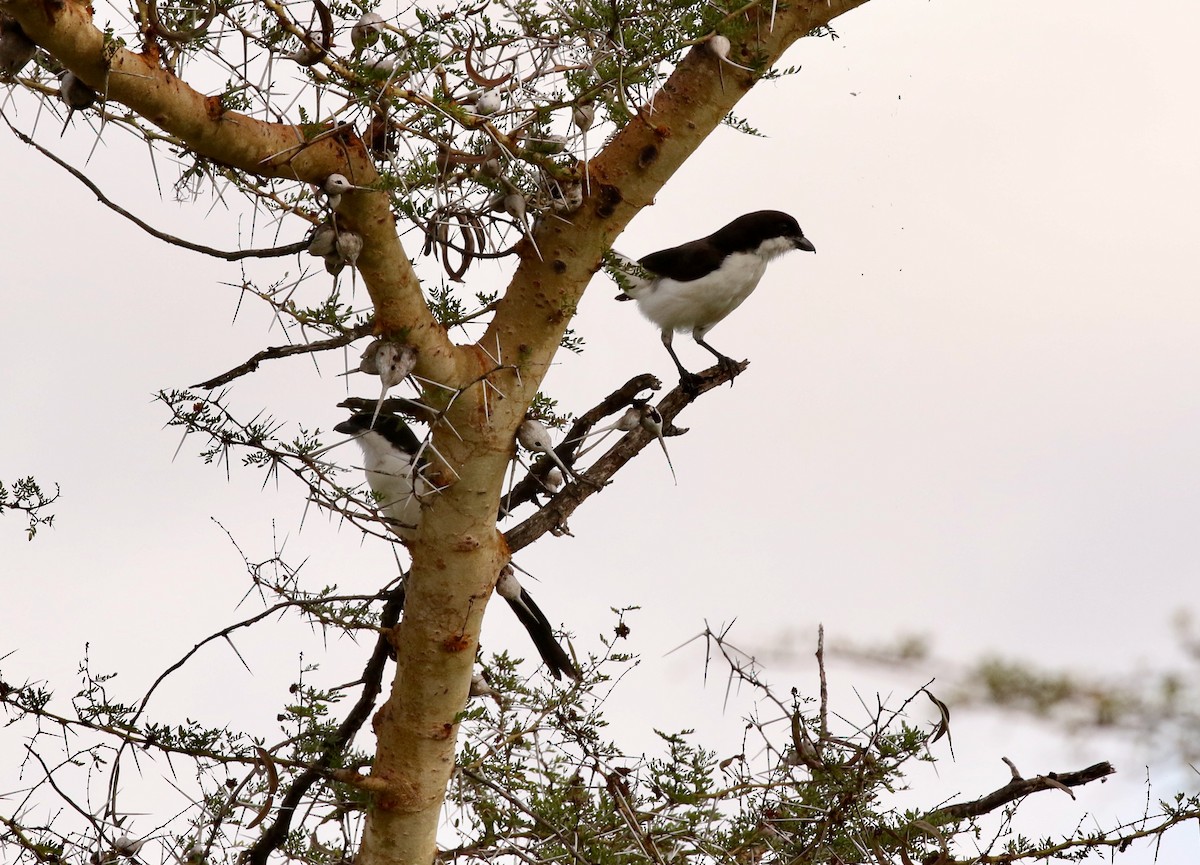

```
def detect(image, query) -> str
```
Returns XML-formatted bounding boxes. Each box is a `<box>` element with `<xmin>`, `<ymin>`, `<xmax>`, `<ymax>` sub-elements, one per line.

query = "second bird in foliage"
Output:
<box><xmin>335</xmin><ymin>411</ymin><xmax>579</xmax><ymax>681</ymax></box>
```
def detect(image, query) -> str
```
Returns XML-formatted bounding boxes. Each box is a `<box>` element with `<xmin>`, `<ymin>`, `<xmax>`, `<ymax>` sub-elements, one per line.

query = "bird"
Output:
<box><xmin>336</xmin><ymin>412</ymin><xmax>579</xmax><ymax>680</ymax></box>
<box><xmin>335</xmin><ymin>411</ymin><xmax>427</xmax><ymax>540</ymax></box>
<box><xmin>495</xmin><ymin>565</ymin><xmax>578</xmax><ymax>681</ymax></box>
<box><xmin>611</xmin><ymin>210</ymin><xmax>816</xmax><ymax>391</ymax></box>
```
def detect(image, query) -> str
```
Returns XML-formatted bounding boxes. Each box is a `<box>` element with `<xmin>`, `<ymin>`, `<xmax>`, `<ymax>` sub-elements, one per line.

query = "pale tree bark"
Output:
<box><xmin>3</xmin><ymin>0</ymin><xmax>872</xmax><ymax>861</ymax></box>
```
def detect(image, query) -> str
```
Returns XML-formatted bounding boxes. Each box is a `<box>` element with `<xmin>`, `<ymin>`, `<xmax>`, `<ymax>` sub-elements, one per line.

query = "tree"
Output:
<box><xmin>2</xmin><ymin>0</ymin><xmax>1198</xmax><ymax>863</ymax></box>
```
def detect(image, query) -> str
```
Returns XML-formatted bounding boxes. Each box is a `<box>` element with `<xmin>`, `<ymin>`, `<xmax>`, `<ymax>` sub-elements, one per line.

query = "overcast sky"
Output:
<box><xmin>3</xmin><ymin>0</ymin><xmax>1199</xmax><ymax>860</ymax></box>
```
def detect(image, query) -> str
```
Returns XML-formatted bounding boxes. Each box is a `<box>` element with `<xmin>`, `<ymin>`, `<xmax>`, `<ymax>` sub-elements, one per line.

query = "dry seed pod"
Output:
<box><xmin>59</xmin><ymin>71</ymin><xmax>96</xmax><ymax>110</ymax></box>
<box><xmin>307</xmin><ymin>221</ymin><xmax>337</xmax><ymax>257</ymax></box>
<box><xmin>571</xmin><ymin>103</ymin><xmax>595</xmax><ymax>133</ymax></box>
<box><xmin>0</xmin><ymin>15</ymin><xmax>37</xmax><ymax>78</ymax></box>
<box><xmin>351</xmin><ymin>11</ymin><xmax>384</xmax><ymax>52</ymax></box>
<box><xmin>335</xmin><ymin>230</ymin><xmax>363</xmax><ymax>267</ymax></box>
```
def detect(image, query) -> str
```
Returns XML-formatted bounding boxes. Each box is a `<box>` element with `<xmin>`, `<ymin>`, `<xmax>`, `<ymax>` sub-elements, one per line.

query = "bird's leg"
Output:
<box><xmin>661</xmin><ymin>329</ymin><xmax>702</xmax><ymax>394</ymax></box>
<box><xmin>693</xmin><ymin>332</ymin><xmax>742</xmax><ymax>384</ymax></box>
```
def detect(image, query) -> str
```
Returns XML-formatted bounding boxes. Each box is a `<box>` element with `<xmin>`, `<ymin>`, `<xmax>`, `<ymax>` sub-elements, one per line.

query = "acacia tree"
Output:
<box><xmin>3</xmin><ymin>0</ymin><xmax>1199</xmax><ymax>862</ymax></box>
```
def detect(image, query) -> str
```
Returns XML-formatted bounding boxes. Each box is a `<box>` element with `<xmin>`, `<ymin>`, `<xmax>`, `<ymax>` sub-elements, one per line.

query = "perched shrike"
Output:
<box><xmin>336</xmin><ymin>412</ymin><xmax>579</xmax><ymax>680</ymax></box>
<box><xmin>335</xmin><ymin>412</ymin><xmax>427</xmax><ymax>540</ymax></box>
<box><xmin>612</xmin><ymin>210</ymin><xmax>816</xmax><ymax>390</ymax></box>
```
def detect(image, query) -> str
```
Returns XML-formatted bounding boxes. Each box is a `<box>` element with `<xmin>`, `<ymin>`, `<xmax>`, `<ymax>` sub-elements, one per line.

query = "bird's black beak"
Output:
<box><xmin>795</xmin><ymin>235</ymin><xmax>816</xmax><ymax>253</ymax></box>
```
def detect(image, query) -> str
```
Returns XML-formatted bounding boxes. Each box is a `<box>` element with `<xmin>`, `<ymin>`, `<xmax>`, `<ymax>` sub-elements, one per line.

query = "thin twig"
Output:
<box><xmin>2</xmin><ymin>117</ymin><xmax>309</xmax><ymax>261</ymax></box>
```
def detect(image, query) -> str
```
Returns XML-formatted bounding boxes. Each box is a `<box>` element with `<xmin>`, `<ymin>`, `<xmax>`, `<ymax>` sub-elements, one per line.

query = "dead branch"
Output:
<box><xmin>194</xmin><ymin>322</ymin><xmax>373</xmax><ymax>389</ymax></box>
<box><xmin>925</xmin><ymin>761</ymin><xmax>1116</xmax><ymax>822</ymax></box>
<box><xmin>504</xmin><ymin>361</ymin><xmax>746</xmax><ymax>552</ymax></box>
<box><xmin>2</xmin><ymin>118</ymin><xmax>310</xmax><ymax>262</ymax></box>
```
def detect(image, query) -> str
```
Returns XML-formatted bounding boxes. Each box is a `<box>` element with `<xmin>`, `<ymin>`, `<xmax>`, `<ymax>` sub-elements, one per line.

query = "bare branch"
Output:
<box><xmin>2</xmin><ymin>118</ymin><xmax>309</xmax><ymax>261</ymax></box>
<box><xmin>505</xmin><ymin>362</ymin><xmax>744</xmax><ymax>552</ymax></box>
<box><xmin>925</xmin><ymin>761</ymin><xmax>1116</xmax><ymax>822</ymax></box>
<box><xmin>194</xmin><ymin>322</ymin><xmax>373</xmax><ymax>389</ymax></box>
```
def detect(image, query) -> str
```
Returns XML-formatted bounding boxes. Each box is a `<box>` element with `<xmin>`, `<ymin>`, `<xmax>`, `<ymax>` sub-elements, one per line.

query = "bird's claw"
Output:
<box><xmin>679</xmin><ymin>371</ymin><xmax>704</xmax><ymax>395</ymax></box>
<box><xmin>717</xmin><ymin>355</ymin><xmax>743</xmax><ymax>385</ymax></box>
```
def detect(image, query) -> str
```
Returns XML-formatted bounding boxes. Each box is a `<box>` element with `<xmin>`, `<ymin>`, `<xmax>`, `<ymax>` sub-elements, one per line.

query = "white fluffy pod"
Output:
<box><xmin>516</xmin><ymin>419</ymin><xmax>574</xmax><ymax>481</ymax></box>
<box><xmin>471</xmin><ymin>88</ymin><xmax>503</xmax><ymax>116</ymax></box>
<box><xmin>637</xmin><ymin>403</ymin><xmax>677</xmax><ymax>484</ymax></box>
<box><xmin>335</xmin><ymin>230</ymin><xmax>363</xmax><ymax>267</ymax></box>
<box><xmin>367</xmin><ymin>341</ymin><xmax>418</xmax><ymax>429</ymax></box>
<box><xmin>571</xmin><ymin>103</ymin><xmax>595</xmax><ymax>133</ymax></box>
<box><xmin>351</xmin><ymin>11</ymin><xmax>385</xmax><ymax>52</ymax></box>
<box><xmin>523</xmin><ymin>134</ymin><xmax>567</xmax><ymax>155</ymax></box>
<box><xmin>307</xmin><ymin>221</ymin><xmax>337</xmax><ymax>257</ymax></box>
<box><xmin>502</xmin><ymin>192</ymin><xmax>526</xmax><ymax>222</ymax></box>
<box><xmin>321</xmin><ymin>173</ymin><xmax>370</xmax><ymax>209</ymax></box>
<box><xmin>705</xmin><ymin>33</ymin><xmax>753</xmax><ymax>91</ymax></box>
<box><xmin>59</xmin><ymin>71</ymin><xmax>96</xmax><ymax>110</ymax></box>
<box><xmin>58</xmin><ymin>71</ymin><xmax>97</xmax><ymax>134</ymax></box>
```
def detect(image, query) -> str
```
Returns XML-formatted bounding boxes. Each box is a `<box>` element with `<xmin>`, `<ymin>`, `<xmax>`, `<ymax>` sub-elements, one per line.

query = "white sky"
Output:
<box><xmin>3</xmin><ymin>0</ymin><xmax>1199</xmax><ymax>860</ymax></box>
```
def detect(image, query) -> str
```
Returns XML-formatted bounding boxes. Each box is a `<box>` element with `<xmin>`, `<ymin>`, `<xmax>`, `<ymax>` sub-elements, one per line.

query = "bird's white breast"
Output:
<box><xmin>356</xmin><ymin>432</ymin><xmax>425</xmax><ymax>537</ymax></box>
<box><xmin>635</xmin><ymin>252</ymin><xmax>768</xmax><ymax>333</ymax></box>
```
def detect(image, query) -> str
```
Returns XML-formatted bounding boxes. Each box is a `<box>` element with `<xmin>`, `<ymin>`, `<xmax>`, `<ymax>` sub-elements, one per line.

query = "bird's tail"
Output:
<box><xmin>503</xmin><ymin>588</ymin><xmax>580</xmax><ymax>681</ymax></box>
<box><xmin>496</xmin><ymin>566</ymin><xmax>579</xmax><ymax>681</ymax></box>
<box><xmin>603</xmin><ymin>249</ymin><xmax>652</xmax><ymax>300</ymax></box>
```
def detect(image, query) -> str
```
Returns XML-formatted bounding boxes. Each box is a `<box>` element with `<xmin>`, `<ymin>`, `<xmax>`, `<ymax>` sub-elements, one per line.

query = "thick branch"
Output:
<box><xmin>4</xmin><ymin>0</ymin><xmax>459</xmax><ymax>383</ymax></box>
<box><xmin>925</xmin><ymin>761</ymin><xmax>1116</xmax><ymax>823</ymax></box>
<box><xmin>500</xmin><ymin>373</ymin><xmax>667</xmax><ymax>515</ymax></box>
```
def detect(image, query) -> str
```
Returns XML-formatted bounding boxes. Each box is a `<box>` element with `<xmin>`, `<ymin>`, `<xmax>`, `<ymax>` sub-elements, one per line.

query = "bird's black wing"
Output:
<box><xmin>638</xmin><ymin>238</ymin><xmax>726</xmax><ymax>283</ymax></box>
<box><xmin>503</xmin><ymin>589</ymin><xmax>580</xmax><ymax>681</ymax></box>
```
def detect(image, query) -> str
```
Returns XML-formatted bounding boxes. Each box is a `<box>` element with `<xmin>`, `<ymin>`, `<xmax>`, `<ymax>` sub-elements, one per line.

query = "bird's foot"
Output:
<box><xmin>716</xmin><ymin>355</ymin><xmax>743</xmax><ymax>385</ymax></box>
<box><xmin>679</xmin><ymin>371</ymin><xmax>704</xmax><ymax>396</ymax></box>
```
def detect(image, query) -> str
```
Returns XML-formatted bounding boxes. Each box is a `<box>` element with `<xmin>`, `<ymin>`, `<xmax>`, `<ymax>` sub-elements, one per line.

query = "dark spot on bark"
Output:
<box><xmin>552</xmin><ymin>259</ymin><xmax>567</xmax><ymax>274</ymax></box>
<box><xmin>443</xmin><ymin>633</ymin><xmax>471</xmax><ymax>653</ymax></box>
<box><xmin>204</xmin><ymin>94</ymin><xmax>224</xmax><ymax>121</ymax></box>
<box><xmin>595</xmin><ymin>184</ymin><xmax>622</xmax><ymax>219</ymax></box>
<box><xmin>638</xmin><ymin>144</ymin><xmax>659</xmax><ymax>169</ymax></box>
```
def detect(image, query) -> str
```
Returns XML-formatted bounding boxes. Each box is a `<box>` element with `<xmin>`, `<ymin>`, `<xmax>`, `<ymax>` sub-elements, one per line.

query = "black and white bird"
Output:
<box><xmin>335</xmin><ymin>412</ymin><xmax>428</xmax><ymax>540</ymax></box>
<box><xmin>611</xmin><ymin>210</ymin><xmax>816</xmax><ymax>390</ymax></box>
<box><xmin>336</xmin><ymin>412</ymin><xmax>579</xmax><ymax>680</ymax></box>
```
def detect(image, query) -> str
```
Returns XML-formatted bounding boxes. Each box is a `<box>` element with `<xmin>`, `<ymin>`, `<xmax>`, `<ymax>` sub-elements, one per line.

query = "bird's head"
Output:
<box><xmin>335</xmin><ymin>412</ymin><xmax>422</xmax><ymax>455</ymax></box>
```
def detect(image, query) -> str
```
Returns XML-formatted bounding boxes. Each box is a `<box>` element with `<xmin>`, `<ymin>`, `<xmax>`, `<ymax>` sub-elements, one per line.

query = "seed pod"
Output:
<box><xmin>59</xmin><ymin>72</ymin><xmax>96</xmax><ymax>110</ymax></box>
<box><xmin>0</xmin><ymin>15</ymin><xmax>37</xmax><ymax>78</ymax></box>
<box><xmin>307</xmin><ymin>221</ymin><xmax>337</xmax><ymax>257</ymax></box>
<box><xmin>571</xmin><ymin>103</ymin><xmax>595</xmax><ymax>133</ymax></box>
<box><xmin>335</xmin><ymin>230</ymin><xmax>363</xmax><ymax>267</ymax></box>
<box><xmin>351</xmin><ymin>11</ymin><xmax>384</xmax><ymax>52</ymax></box>
<box><xmin>523</xmin><ymin>134</ymin><xmax>567</xmax><ymax>155</ymax></box>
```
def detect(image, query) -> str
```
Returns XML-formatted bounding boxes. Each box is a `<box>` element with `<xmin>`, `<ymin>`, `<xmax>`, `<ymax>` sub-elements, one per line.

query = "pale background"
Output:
<box><xmin>3</xmin><ymin>0</ymin><xmax>1198</xmax><ymax>860</ymax></box>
